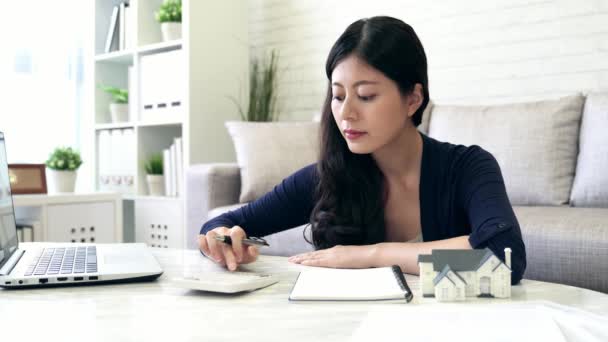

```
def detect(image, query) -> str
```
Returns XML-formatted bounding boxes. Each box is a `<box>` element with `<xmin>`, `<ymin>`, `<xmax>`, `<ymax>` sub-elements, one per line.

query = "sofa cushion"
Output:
<box><xmin>186</xmin><ymin>163</ymin><xmax>240</xmax><ymax>249</ymax></box>
<box><xmin>225</xmin><ymin>121</ymin><xmax>319</xmax><ymax>203</ymax></box>
<box><xmin>570</xmin><ymin>92</ymin><xmax>608</xmax><ymax>207</ymax></box>
<box><xmin>207</xmin><ymin>203</ymin><xmax>315</xmax><ymax>256</ymax></box>
<box><xmin>428</xmin><ymin>94</ymin><xmax>585</xmax><ymax>206</ymax></box>
<box><xmin>207</xmin><ymin>203</ymin><xmax>247</xmax><ymax>222</ymax></box>
<box><xmin>513</xmin><ymin>206</ymin><xmax>608</xmax><ymax>293</ymax></box>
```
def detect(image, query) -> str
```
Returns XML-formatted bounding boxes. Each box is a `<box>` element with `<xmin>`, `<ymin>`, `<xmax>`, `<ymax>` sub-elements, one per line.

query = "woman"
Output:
<box><xmin>198</xmin><ymin>16</ymin><xmax>526</xmax><ymax>284</ymax></box>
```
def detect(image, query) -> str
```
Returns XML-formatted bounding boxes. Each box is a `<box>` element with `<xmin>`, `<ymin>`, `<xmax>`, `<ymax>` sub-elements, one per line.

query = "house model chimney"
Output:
<box><xmin>504</xmin><ymin>248</ymin><xmax>512</xmax><ymax>269</ymax></box>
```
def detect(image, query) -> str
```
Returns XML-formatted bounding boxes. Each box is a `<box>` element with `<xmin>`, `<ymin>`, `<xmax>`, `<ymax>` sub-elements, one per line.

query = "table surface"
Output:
<box><xmin>1</xmin><ymin>248</ymin><xmax>607</xmax><ymax>342</ymax></box>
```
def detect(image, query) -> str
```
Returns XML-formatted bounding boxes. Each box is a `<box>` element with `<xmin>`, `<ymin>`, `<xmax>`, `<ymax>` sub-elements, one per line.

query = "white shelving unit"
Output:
<box><xmin>13</xmin><ymin>193</ymin><xmax>123</xmax><ymax>243</ymax></box>
<box><xmin>92</xmin><ymin>0</ymin><xmax>248</xmax><ymax>249</ymax></box>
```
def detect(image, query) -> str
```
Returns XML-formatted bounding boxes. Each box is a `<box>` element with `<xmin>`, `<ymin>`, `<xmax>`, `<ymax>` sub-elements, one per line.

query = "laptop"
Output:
<box><xmin>0</xmin><ymin>132</ymin><xmax>163</xmax><ymax>288</ymax></box>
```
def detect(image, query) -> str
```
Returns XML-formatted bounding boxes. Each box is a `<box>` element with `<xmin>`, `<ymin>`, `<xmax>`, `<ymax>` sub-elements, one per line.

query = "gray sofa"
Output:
<box><xmin>186</xmin><ymin>93</ymin><xmax>608</xmax><ymax>294</ymax></box>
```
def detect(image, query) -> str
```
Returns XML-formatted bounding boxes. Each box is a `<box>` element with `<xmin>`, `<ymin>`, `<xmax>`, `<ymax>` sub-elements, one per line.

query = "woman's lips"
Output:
<box><xmin>344</xmin><ymin>129</ymin><xmax>367</xmax><ymax>140</ymax></box>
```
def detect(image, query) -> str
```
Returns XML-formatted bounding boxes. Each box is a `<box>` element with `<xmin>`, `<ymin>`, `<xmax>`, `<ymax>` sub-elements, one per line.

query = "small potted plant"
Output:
<box><xmin>45</xmin><ymin>147</ymin><xmax>83</xmax><ymax>193</ymax></box>
<box><xmin>100</xmin><ymin>85</ymin><xmax>129</xmax><ymax>122</ymax></box>
<box><xmin>144</xmin><ymin>153</ymin><xmax>164</xmax><ymax>196</ymax></box>
<box><xmin>155</xmin><ymin>0</ymin><xmax>182</xmax><ymax>42</ymax></box>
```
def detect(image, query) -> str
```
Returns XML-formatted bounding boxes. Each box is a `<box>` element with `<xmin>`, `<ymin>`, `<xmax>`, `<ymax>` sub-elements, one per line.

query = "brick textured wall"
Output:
<box><xmin>249</xmin><ymin>0</ymin><xmax>608</xmax><ymax>120</ymax></box>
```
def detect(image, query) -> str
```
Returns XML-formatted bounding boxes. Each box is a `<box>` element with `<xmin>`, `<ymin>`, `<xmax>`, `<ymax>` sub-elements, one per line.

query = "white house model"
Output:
<box><xmin>418</xmin><ymin>247</ymin><xmax>512</xmax><ymax>302</ymax></box>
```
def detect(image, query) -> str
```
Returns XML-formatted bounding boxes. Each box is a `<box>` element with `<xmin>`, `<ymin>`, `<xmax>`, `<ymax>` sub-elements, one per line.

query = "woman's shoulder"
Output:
<box><xmin>291</xmin><ymin>163</ymin><xmax>318</xmax><ymax>178</ymax></box>
<box><xmin>421</xmin><ymin>133</ymin><xmax>498</xmax><ymax>173</ymax></box>
<box><xmin>283</xmin><ymin>163</ymin><xmax>319</xmax><ymax>188</ymax></box>
<box><xmin>275</xmin><ymin>163</ymin><xmax>319</xmax><ymax>204</ymax></box>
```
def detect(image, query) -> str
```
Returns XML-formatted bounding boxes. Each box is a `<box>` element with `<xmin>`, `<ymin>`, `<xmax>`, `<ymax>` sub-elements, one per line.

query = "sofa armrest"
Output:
<box><xmin>185</xmin><ymin>163</ymin><xmax>241</xmax><ymax>249</ymax></box>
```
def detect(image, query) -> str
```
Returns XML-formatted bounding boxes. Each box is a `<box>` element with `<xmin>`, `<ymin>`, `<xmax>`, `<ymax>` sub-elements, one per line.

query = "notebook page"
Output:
<box><xmin>290</xmin><ymin>267</ymin><xmax>406</xmax><ymax>300</ymax></box>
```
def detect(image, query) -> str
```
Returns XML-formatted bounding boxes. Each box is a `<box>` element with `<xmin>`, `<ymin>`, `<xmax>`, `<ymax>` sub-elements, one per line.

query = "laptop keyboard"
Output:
<box><xmin>24</xmin><ymin>246</ymin><xmax>98</xmax><ymax>276</ymax></box>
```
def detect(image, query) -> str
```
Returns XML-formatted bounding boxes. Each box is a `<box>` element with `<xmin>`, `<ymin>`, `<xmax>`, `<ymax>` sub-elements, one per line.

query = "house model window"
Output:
<box><xmin>418</xmin><ymin>247</ymin><xmax>512</xmax><ymax>302</ymax></box>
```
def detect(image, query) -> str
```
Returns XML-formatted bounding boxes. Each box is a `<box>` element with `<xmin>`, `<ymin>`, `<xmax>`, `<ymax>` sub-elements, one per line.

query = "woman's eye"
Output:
<box><xmin>332</xmin><ymin>95</ymin><xmax>344</xmax><ymax>102</ymax></box>
<box><xmin>359</xmin><ymin>95</ymin><xmax>376</xmax><ymax>102</ymax></box>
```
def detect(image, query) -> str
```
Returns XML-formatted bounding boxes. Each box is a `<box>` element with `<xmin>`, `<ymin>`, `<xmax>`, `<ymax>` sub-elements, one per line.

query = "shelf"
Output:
<box><xmin>13</xmin><ymin>192</ymin><xmax>122</xmax><ymax>206</ymax></box>
<box><xmin>94</xmin><ymin>49</ymin><xmax>134</xmax><ymax>64</ymax></box>
<box><xmin>122</xmin><ymin>194</ymin><xmax>182</xmax><ymax>202</ymax></box>
<box><xmin>137</xmin><ymin>40</ymin><xmax>182</xmax><ymax>56</ymax></box>
<box><xmin>137</xmin><ymin>120</ymin><xmax>183</xmax><ymax>128</ymax></box>
<box><xmin>93</xmin><ymin>0</ymin><xmax>248</xmax><ymax>249</ymax></box>
<box><xmin>95</xmin><ymin>121</ymin><xmax>183</xmax><ymax>130</ymax></box>
<box><xmin>95</xmin><ymin>122</ymin><xmax>135</xmax><ymax>130</ymax></box>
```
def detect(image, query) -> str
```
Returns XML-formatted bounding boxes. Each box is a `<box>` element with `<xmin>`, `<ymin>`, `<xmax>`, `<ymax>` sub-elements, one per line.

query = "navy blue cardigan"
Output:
<box><xmin>201</xmin><ymin>132</ymin><xmax>527</xmax><ymax>284</ymax></box>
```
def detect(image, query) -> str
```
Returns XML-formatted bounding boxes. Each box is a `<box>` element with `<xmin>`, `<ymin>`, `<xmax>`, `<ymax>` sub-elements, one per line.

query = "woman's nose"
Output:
<box><xmin>340</xmin><ymin>98</ymin><xmax>357</xmax><ymax>120</ymax></box>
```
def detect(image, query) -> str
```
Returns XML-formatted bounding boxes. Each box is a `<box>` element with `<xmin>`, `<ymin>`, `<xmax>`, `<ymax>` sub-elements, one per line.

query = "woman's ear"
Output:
<box><xmin>407</xmin><ymin>84</ymin><xmax>424</xmax><ymax>118</ymax></box>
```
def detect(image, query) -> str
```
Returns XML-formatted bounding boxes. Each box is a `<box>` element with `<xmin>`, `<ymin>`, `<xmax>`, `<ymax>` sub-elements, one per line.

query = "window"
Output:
<box><xmin>0</xmin><ymin>1</ymin><xmax>88</xmax><ymax>164</ymax></box>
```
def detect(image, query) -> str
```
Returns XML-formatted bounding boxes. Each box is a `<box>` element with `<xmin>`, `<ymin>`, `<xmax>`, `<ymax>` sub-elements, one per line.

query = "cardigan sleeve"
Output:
<box><xmin>457</xmin><ymin>146</ymin><xmax>527</xmax><ymax>284</ymax></box>
<box><xmin>200</xmin><ymin>163</ymin><xmax>318</xmax><ymax>238</ymax></box>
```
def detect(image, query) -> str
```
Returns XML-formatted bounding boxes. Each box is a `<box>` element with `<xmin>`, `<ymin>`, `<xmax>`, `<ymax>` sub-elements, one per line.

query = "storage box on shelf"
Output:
<box><xmin>92</xmin><ymin>0</ymin><xmax>248</xmax><ymax>248</ymax></box>
<box><xmin>134</xmin><ymin>196</ymin><xmax>183</xmax><ymax>249</ymax></box>
<box><xmin>139</xmin><ymin>49</ymin><xmax>185</xmax><ymax>124</ymax></box>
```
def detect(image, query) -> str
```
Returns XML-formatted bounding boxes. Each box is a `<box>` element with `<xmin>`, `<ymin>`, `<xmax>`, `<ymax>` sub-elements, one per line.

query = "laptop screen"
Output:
<box><xmin>0</xmin><ymin>132</ymin><xmax>19</xmax><ymax>269</ymax></box>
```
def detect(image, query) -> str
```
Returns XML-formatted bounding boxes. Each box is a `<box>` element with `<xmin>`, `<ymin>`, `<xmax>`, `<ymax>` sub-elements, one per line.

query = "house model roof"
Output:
<box><xmin>433</xmin><ymin>264</ymin><xmax>467</xmax><ymax>286</ymax></box>
<box><xmin>418</xmin><ymin>247</ymin><xmax>502</xmax><ymax>272</ymax></box>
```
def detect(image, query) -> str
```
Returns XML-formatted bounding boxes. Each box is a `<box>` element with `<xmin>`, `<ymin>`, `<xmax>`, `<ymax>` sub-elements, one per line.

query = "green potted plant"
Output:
<box><xmin>229</xmin><ymin>49</ymin><xmax>281</xmax><ymax>122</ymax></box>
<box><xmin>144</xmin><ymin>153</ymin><xmax>164</xmax><ymax>196</ymax></box>
<box><xmin>100</xmin><ymin>85</ymin><xmax>129</xmax><ymax>123</ymax></box>
<box><xmin>225</xmin><ymin>49</ymin><xmax>282</xmax><ymax>143</ymax></box>
<box><xmin>155</xmin><ymin>0</ymin><xmax>182</xmax><ymax>42</ymax></box>
<box><xmin>45</xmin><ymin>147</ymin><xmax>83</xmax><ymax>193</ymax></box>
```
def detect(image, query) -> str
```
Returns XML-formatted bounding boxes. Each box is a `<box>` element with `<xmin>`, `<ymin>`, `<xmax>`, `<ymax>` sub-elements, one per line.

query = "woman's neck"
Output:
<box><xmin>372</xmin><ymin>126</ymin><xmax>423</xmax><ymax>189</ymax></box>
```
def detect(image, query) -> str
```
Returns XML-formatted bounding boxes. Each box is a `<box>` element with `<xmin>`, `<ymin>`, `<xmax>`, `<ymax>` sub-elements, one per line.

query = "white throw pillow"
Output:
<box><xmin>428</xmin><ymin>94</ymin><xmax>585</xmax><ymax>206</ymax></box>
<box><xmin>225</xmin><ymin>121</ymin><xmax>320</xmax><ymax>203</ymax></box>
<box><xmin>570</xmin><ymin>93</ymin><xmax>608</xmax><ymax>207</ymax></box>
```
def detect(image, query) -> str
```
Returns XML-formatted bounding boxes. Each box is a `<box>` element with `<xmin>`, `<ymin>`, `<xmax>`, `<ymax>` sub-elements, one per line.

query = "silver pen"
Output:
<box><xmin>213</xmin><ymin>235</ymin><xmax>269</xmax><ymax>247</ymax></box>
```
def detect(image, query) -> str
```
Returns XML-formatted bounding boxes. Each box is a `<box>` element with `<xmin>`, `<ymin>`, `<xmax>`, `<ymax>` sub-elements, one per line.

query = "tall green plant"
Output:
<box><xmin>231</xmin><ymin>50</ymin><xmax>280</xmax><ymax>122</ymax></box>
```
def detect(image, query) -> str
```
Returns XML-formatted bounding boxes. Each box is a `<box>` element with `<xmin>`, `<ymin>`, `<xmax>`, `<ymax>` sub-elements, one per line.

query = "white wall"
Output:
<box><xmin>248</xmin><ymin>0</ymin><xmax>608</xmax><ymax>121</ymax></box>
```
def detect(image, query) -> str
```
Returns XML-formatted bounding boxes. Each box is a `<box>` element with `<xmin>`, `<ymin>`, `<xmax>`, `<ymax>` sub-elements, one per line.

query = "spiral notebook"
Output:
<box><xmin>289</xmin><ymin>265</ymin><xmax>413</xmax><ymax>302</ymax></box>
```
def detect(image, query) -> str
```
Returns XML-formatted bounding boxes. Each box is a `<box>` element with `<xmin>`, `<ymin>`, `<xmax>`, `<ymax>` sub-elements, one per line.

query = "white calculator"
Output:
<box><xmin>172</xmin><ymin>271</ymin><xmax>279</xmax><ymax>293</ymax></box>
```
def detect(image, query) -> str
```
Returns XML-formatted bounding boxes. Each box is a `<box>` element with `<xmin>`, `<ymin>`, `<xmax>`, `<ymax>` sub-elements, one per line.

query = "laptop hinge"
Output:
<box><xmin>0</xmin><ymin>249</ymin><xmax>25</xmax><ymax>276</ymax></box>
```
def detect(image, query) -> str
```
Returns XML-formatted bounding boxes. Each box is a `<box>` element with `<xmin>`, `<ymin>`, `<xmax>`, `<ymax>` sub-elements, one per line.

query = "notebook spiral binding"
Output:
<box><xmin>391</xmin><ymin>265</ymin><xmax>414</xmax><ymax>302</ymax></box>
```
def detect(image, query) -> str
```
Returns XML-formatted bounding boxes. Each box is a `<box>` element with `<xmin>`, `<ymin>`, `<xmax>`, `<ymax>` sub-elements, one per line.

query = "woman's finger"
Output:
<box><xmin>222</xmin><ymin>243</ymin><xmax>238</xmax><ymax>271</ymax></box>
<box><xmin>206</xmin><ymin>229</ymin><xmax>226</xmax><ymax>263</ymax></box>
<box><xmin>300</xmin><ymin>252</ymin><xmax>321</xmax><ymax>260</ymax></box>
<box><xmin>301</xmin><ymin>258</ymin><xmax>323</xmax><ymax>266</ymax></box>
<box><xmin>229</xmin><ymin>226</ymin><xmax>247</xmax><ymax>262</ymax></box>
<box><xmin>198</xmin><ymin>234</ymin><xmax>210</xmax><ymax>257</ymax></box>
<box><xmin>241</xmin><ymin>245</ymin><xmax>259</xmax><ymax>264</ymax></box>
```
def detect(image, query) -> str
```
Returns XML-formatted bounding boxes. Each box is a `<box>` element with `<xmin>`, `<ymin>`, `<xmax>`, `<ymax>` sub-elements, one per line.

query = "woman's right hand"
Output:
<box><xmin>197</xmin><ymin>226</ymin><xmax>260</xmax><ymax>271</ymax></box>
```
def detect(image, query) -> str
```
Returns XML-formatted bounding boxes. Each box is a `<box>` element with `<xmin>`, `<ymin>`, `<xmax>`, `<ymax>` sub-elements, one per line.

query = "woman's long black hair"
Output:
<box><xmin>306</xmin><ymin>16</ymin><xmax>430</xmax><ymax>250</ymax></box>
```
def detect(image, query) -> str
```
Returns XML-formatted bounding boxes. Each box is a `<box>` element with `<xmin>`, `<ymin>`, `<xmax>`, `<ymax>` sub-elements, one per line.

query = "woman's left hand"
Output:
<box><xmin>288</xmin><ymin>245</ymin><xmax>376</xmax><ymax>269</ymax></box>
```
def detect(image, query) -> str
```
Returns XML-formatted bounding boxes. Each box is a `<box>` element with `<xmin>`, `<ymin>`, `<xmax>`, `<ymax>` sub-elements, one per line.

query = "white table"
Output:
<box><xmin>1</xmin><ymin>247</ymin><xmax>607</xmax><ymax>342</ymax></box>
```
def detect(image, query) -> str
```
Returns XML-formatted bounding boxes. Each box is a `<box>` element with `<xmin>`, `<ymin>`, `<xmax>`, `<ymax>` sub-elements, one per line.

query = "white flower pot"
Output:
<box><xmin>47</xmin><ymin>169</ymin><xmax>77</xmax><ymax>193</ymax></box>
<box><xmin>146</xmin><ymin>175</ymin><xmax>165</xmax><ymax>196</ymax></box>
<box><xmin>161</xmin><ymin>22</ymin><xmax>181</xmax><ymax>41</ymax></box>
<box><xmin>109</xmin><ymin>103</ymin><xmax>129</xmax><ymax>122</ymax></box>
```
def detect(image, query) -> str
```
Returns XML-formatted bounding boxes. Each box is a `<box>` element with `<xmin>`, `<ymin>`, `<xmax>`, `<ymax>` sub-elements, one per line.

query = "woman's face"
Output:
<box><xmin>330</xmin><ymin>54</ymin><xmax>420</xmax><ymax>154</ymax></box>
